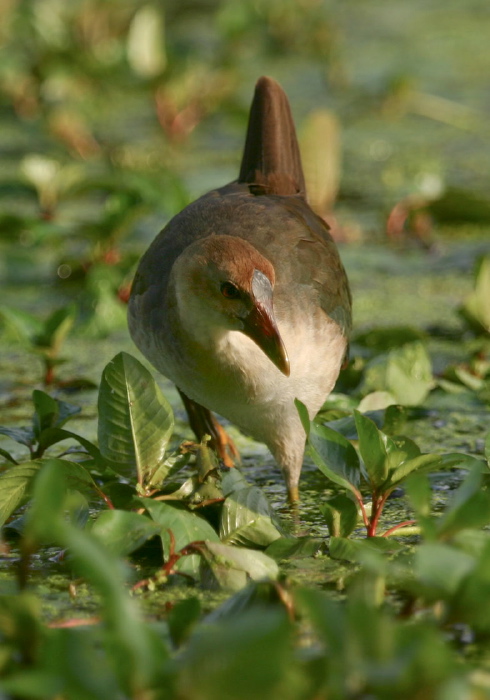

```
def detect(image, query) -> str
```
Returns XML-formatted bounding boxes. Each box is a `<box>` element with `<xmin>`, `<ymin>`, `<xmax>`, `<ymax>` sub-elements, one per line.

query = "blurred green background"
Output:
<box><xmin>1</xmin><ymin>0</ymin><xmax>489</xmax><ymax>254</ymax></box>
<box><xmin>0</xmin><ymin>0</ymin><xmax>489</xmax><ymax>390</ymax></box>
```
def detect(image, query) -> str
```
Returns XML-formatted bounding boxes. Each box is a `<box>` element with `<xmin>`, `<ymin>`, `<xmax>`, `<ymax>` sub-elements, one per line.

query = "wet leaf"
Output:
<box><xmin>98</xmin><ymin>353</ymin><xmax>174</xmax><ymax>483</ymax></box>
<box><xmin>220</xmin><ymin>486</ymin><xmax>283</xmax><ymax>548</ymax></box>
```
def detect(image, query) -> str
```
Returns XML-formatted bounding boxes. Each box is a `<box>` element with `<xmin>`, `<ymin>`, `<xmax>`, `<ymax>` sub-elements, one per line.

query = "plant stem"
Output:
<box><xmin>382</xmin><ymin>520</ymin><xmax>417</xmax><ymax>537</ymax></box>
<box><xmin>367</xmin><ymin>492</ymin><xmax>389</xmax><ymax>537</ymax></box>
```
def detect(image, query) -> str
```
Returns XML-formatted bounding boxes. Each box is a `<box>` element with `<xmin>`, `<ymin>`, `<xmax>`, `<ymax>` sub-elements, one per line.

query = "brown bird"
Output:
<box><xmin>128</xmin><ymin>76</ymin><xmax>351</xmax><ymax>501</ymax></box>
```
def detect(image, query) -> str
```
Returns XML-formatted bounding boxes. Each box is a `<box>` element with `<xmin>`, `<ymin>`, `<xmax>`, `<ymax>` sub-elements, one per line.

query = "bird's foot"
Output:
<box><xmin>178</xmin><ymin>389</ymin><xmax>239</xmax><ymax>469</ymax></box>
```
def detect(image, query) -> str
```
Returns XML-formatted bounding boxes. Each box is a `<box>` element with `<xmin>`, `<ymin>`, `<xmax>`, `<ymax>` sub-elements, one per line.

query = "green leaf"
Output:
<box><xmin>308</xmin><ymin>422</ymin><xmax>360</xmax><ymax>491</ymax></box>
<box><xmin>35</xmin><ymin>426</ymin><xmax>100</xmax><ymax>460</ymax></box>
<box><xmin>32</xmin><ymin>390</ymin><xmax>80</xmax><ymax>440</ymax></box>
<box><xmin>167</xmin><ymin>597</ymin><xmax>201</xmax><ymax>648</ymax></box>
<box><xmin>354</xmin><ymin>410</ymin><xmax>390</xmax><ymax>487</ymax></box>
<box><xmin>362</xmin><ymin>341</ymin><xmax>434</xmax><ymax>406</ymax></box>
<box><xmin>220</xmin><ymin>486</ymin><xmax>283</xmax><ymax>548</ymax></box>
<box><xmin>221</xmin><ymin>467</ymin><xmax>250</xmax><ymax>496</ymax></box>
<box><xmin>23</xmin><ymin>460</ymin><xmax>68</xmax><ymax>545</ymax></box>
<box><xmin>294</xmin><ymin>398</ymin><xmax>311</xmax><ymax>437</ymax></box>
<box><xmin>98</xmin><ymin>352</ymin><xmax>174</xmax><ymax>483</ymax></box>
<box><xmin>458</xmin><ymin>255</ymin><xmax>490</xmax><ymax>334</ymax></box>
<box><xmin>52</xmin><ymin>520</ymin><xmax>168</xmax><ymax>694</ymax></box>
<box><xmin>91</xmin><ymin>510</ymin><xmax>161</xmax><ymax>556</ymax></box>
<box><xmin>33</xmin><ymin>305</ymin><xmax>75</xmax><ymax>352</ymax></box>
<box><xmin>0</xmin><ymin>425</ymin><xmax>34</xmax><ymax>448</ymax></box>
<box><xmin>329</xmin><ymin>536</ymin><xmax>402</xmax><ymax>562</ymax></box>
<box><xmin>0</xmin><ymin>305</ymin><xmax>43</xmax><ymax>345</ymax></box>
<box><xmin>319</xmin><ymin>494</ymin><xmax>359</xmax><ymax>538</ymax></box>
<box><xmin>0</xmin><ymin>446</ymin><xmax>17</xmax><ymax>464</ymax></box>
<box><xmin>0</xmin><ymin>462</ymin><xmax>40</xmax><ymax>527</ymax></box>
<box><xmin>415</xmin><ymin>543</ymin><xmax>475</xmax><ymax>596</ymax></box>
<box><xmin>199</xmin><ymin>541</ymin><xmax>280</xmax><ymax>591</ymax></box>
<box><xmin>139</xmin><ymin>499</ymin><xmax>219</xmax><ymax>579</ymax></box>
<box><xmin>385</xmin><ymin>452</ymin><xmax>480</xmax><ymax>490</ymax></box>
<box><xmin>265</xmin><ymin>537</ymin><xmax>323</xmax><ymax>561</ymax></box>
<box><xmin>179</xmin><ymin>608</ymin><xmax>293</xmax><ymax>698</ymax></box>
<box><xmin>354</xmin><ymin>326</ymin><xmax>426</xmax><ymax>353</ymax></box>
<box><xmin>437</xmin><ymin>463</ymin><xmax>490</xmax><ymax>538</ymax></box>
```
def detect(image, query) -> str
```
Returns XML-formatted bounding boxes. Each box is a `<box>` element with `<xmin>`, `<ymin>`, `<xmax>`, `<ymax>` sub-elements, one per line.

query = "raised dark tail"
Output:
<box><xmin>238</xmin><ymin>76</ymin><xmax>306</xmax><ymax>197</ymax></box>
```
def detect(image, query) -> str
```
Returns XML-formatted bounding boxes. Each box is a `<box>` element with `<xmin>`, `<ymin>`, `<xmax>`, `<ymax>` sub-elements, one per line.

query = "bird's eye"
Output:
<box><xmin>220</xmin><ymin>282</ymin><xmax>240</xmax><ymax>299</ymax></box>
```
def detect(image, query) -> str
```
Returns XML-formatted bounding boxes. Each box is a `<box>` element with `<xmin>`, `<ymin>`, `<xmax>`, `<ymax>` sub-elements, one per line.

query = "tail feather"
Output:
<box><xmin>238</xmin><ymin>76</ymin><xmax>306</xmax><ymax>197</ymax></box>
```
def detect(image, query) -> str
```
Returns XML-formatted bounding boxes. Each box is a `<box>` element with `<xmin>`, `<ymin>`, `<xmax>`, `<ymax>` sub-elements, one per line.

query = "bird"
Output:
<box><xmin>128</xmin><ymin>76</ymin><xmax>352</xmax><ymax>502</ymax></box>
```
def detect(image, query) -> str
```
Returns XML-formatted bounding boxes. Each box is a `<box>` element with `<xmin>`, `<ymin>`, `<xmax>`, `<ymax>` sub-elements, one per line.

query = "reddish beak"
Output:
<box><xmin>242</xmin><ymin>270</ymin><xmax>290</xmax><ymax>376</ymax></box>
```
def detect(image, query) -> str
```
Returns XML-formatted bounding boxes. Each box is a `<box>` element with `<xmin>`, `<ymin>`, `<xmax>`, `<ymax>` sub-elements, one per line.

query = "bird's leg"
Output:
<box><xmin>177</xmin><ymin>389</ymin><xmax>239</xmax><ymax>468</ymax></box>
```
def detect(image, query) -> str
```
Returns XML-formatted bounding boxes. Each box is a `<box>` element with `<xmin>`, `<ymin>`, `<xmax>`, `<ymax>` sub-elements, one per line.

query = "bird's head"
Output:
<box><xmin>172</xmin><ymin>235</ymin><xmax>290</xmax><ymax>376</ymax></box>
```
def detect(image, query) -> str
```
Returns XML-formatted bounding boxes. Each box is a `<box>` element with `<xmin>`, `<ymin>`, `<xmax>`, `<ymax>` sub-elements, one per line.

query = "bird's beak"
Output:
<box><xmin>241</xmin><ymin>270</ymin><xmax>290</xmax><ymax>376</ymax></box>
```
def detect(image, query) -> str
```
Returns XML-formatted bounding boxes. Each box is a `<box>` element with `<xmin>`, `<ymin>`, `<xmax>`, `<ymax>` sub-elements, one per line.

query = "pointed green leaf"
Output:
<box><xmin>0</xmin><ymin>426</ymin><xmax>34</xmax><ymax>448</ymax></box>
<box><xmin>98</xmin><ymin>352</ymin><xmax>174</xmax><ymax>483</ymax></box>
<box><xmin>354</xmin><ymin>410</ymin><xmax>389</xmax><ymax>487</ymax></box>
<box><xmin>386</xmin><ymin>452</ymin><xmax>481</xmax><ymax>490</ymax></box>
<box><xmin>294</xmin><ymin>398</ymin><xmax>311</xmax><ymax>437</ymax></box>
<box><xmin>32</xmin><ymin>390</ymin><xmax>80</xmax><ymax>440</ymax></box>
<box><xmin>319</xmin><ymin>494</ymin><xmax>359</xmax><ymax>538</ymax></box>
<box><xmin>0</xmin><ymin>462</ymin><xmax>41</xmax><ymax>526</ymax></box>
<box><xmin>308</xmin><ymin>422</ymin><xmax>360</xmax><ymax>491</ymax></box>
<box><xmin>220</xmin><ymin>486</ymin><xmax>283</xmax><ymax>548</ymax></box>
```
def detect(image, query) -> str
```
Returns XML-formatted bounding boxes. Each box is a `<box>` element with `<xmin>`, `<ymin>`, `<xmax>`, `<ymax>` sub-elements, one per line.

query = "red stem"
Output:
<box><xmin>353</xmin><ymin>488</ymin><xmax>369</xmax><ymax>529</ymax></box>
<box><xmin>49</xmin><ymin>616</ymin><xmax>101</xmax><ymax>628</ymax></box>
<box><xmin>367</xmin><ymin>492</ymin><xmax>389</xmax><ymax>537</ymax></box>
<box><xmin>96</xmin><ymin>487</ymin><xmax>115</xmax><ymax>510</ymax></box>
<box><xmin>381</xmin><ymin>520</ymin><xmax>417</xmax><ymax>537</ymax></box>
